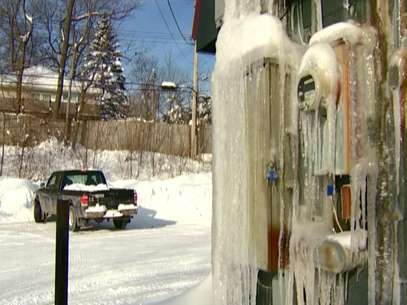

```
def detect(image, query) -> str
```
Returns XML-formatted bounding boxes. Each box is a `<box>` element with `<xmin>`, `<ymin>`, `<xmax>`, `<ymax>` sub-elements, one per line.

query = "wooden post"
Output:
<box><xmin>55</xmin><ymin>199</ymin><xmax>69</xmax><ymax>305</ymax></box>
<box><xmin>191</xmin><ymin>42</ymin><xmax>199</xmax><ymax>158</ymax></box>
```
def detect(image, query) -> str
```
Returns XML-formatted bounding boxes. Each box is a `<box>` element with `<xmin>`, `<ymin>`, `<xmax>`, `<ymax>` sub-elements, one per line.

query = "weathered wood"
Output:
<box><xmin>0</xmin><ymin>114</ymin><xmax>212</xmax><ymax>156</ymax></box>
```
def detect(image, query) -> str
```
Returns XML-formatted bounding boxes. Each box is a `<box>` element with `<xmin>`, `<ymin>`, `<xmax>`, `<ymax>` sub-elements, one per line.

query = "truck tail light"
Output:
<box><xmin>133</xmin><ymin>191</ymin><xmax>138</xmax><ymax>205</ymax></box>
<box><xmin>80</xmin><ymin>195</ymin><xmax>89</xmax><ymax>206</ymax></box>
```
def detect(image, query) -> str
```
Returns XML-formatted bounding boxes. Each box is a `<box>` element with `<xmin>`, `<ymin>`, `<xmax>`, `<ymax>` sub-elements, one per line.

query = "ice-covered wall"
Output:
<box><xmin>212</xmin><ymin>1</ymin><xmax>405</xmax><ymax>305</ymax></box>
<box><xmin>212</xmin><ymin>1</ymin><xmax>298</xmax><ymax>304</ymax></box>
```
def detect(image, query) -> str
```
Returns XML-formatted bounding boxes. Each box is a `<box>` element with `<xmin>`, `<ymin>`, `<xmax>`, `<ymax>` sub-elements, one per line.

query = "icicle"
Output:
<box><xmin>367</xmin><ymin>158</ymin><xmax>378</xmax><ymax>305</ymax></box>
<box><xmin>392</xmin><ymin>88</ymin><xmax>401</xmax><ymax>195</ymax></box>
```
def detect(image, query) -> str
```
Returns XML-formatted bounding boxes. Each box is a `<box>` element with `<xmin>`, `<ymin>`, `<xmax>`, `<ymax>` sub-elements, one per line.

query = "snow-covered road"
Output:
<box><xmin>0</xmin><ymin>173</ymin><xmax>212</xmax><ymax>305</ymax></box>
<box><xmin>0</xmin><ymin>220</ymin><xmax>211</xmax><ymax>305</ymax></box>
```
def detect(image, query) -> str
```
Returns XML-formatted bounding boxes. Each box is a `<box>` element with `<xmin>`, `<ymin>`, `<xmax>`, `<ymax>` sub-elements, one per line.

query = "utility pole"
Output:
<box><xmin>191</xmin><ymin>41</ymin><xmax>199</xmax><ymax>158</ymax></box>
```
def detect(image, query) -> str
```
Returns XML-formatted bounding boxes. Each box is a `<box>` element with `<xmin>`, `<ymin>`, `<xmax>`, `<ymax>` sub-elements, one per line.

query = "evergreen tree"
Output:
<box><xmin>82</xmin><ymin>14</ymin><xmax>127</xmax><ymax>119</ymax></box>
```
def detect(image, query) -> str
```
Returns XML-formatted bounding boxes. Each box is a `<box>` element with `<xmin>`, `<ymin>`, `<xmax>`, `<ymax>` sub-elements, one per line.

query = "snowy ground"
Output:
<box><xmin>0</xmin><ymin>173</ymin><xmax>212</xmax><ymax>305</ymax></box>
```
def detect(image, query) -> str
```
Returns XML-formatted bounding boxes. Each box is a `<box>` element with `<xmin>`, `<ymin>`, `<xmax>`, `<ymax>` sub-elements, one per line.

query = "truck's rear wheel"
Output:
<box><xmin>69</xmin><ymin>206</ymin><xmax>80</xmax><ymax>232</ymax></box>
<box><xmin>113</xmin><ymin>218</ymin><xmax>128</xmax><ymax>229</ymax></box>
<box><xmin>33</xmin><ymin>200</ymin><xmax>44</xmax><ymax>223</ymax></box>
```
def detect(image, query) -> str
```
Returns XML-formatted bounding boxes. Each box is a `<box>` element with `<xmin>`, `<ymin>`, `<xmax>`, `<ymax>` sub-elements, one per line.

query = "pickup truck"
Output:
<box><xmin>33</xmin><ymin>170</ymin><xmax>138</xmax><ymax>231</ymax></box>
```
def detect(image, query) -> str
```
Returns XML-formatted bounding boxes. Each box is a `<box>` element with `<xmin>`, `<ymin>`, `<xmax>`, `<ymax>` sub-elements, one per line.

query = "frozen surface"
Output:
<box><xmin>0</xmin><ymin>172</ymin><xmax>212</xmax><ymax>305</ymax></box>
<box><xmin>152</xmin><ymin>274</ymin><xmax>212</xmax><ymax>305</ymax></box>
<box><xmin>326</xmin><ymin>230</ymin><xmax>367</xmax><ymax>251</ymax></box>
<box><xmin>212</xmin><ymin>2</ymin><xmax>301</xmax><ymax>305</ymax></box>
<box><xmin>212</xmin><ymin>2</ymin><xmax>384</xmax><ymax>305</ymax></box>
<box><xmin>309</xmin><ymin>22</ymin><xmax>363</xmax><ymax>45</ymax></box>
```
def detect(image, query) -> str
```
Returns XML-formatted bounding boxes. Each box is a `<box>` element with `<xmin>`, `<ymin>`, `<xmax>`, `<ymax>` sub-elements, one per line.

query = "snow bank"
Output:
<box><xmin>0</xmin><ymin>137</ymin><xmax>211</xmax><ymax>182</ymax></box>
<box><xmin>0</xmin><ymin>178</ymin><xmax>38</xmax><ymax>223</ymax></box>
<box><xmin>153</xmin><ymin>275</ymin><xmax>212</xmax><ymax>305</ymax></box>
<box><xmin>112</xmin><ymin>173</ymin><xmax>212</xmax><ymax>227</ymax></box>
<box><xmin>64</xmin><ymin>183</ymin><xmax>109</xmax><ymax>192</ymax></box>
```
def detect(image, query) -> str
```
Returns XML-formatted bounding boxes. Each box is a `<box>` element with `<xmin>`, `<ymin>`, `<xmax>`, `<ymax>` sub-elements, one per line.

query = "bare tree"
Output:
<box><xmin>14</xmin><ymin>0</ymin><xmax>33</xmax><ymax>113</ymax></box>
<box><xmin>129</xmin><ymin>50</ymin><xmax>191</xmax><ymax>122</ymax></box>
<box><xmin>52</xmin><ymin>0</ymin><xmax>76</xmax><ymax>119</ymax></box>
<box><xmin>128</xmin><ymin>50</ymin><xmax>160</xmax><ymax>121</ymax></box>
<box><xmin>0</xmin><ymin>0</ymin><xmax>34</xmax><ymax>113</ymax></box>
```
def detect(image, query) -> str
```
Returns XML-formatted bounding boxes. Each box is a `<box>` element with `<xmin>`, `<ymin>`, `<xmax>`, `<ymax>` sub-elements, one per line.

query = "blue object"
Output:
<box><xmin>266</xmin><ymin>169</ymin><xmax>278</xmax><ymax>183</ymax></box>
<box><xmin>327</xmin><ymin>183</ymin><xmax>334</xmax><ymax>196</ymax></box>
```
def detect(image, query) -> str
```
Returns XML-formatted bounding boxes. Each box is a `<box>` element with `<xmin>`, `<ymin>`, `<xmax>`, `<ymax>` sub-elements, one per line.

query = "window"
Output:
<box><xmin>321</xmin><ymin>0</ymin><xmax>346</xmax><ymax>27</ymax></box>
<box><xmin>46</xmin><ymin>174</ymin><xmax>59</xmax><ymax>189</ymax></box>
<box><xmin>290</xmin><ymin>0</ymin><xmax>315</xmax><ymax>44</ymax></box>
<box><xmin>321</xmin><ymin>0</ymin><xmax>367</xmax><ymax>27</ymax></box>
<box><xmin>64</xmin><ymin>172</ymin><xmax>106</xmax><ymax>186</ymax></box>
<box><xmin>290</xmin><ymin>0</ymin><xmax>367</xmax><ymax>43</ymax></box>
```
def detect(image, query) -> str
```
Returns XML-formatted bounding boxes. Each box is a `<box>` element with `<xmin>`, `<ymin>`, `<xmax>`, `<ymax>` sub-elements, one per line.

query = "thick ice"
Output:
<box><xmin>309</xmin><ymin>22</ymin><xmax>363</xmax><ymax>46</ymax></box>
<box><xmin>212</xmin><ymin>11</ymin><xmax>297</xmax><ymax>305</ymax></box>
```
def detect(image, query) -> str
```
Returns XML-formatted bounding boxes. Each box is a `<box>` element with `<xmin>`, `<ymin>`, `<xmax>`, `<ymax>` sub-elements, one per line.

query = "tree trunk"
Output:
<box><xmin>52</xmin><ymin>0</ymin><xmax>76</xmax><ymax>119</ymax></box>
<box><xmin>65</xmin><ymin>44</ymin><xmax>79</xmax><ymax>144</ymax></box>
<box><xmin>0</xmin><ymin>113</ymin><xmax>6</xmax><ymax>176</ymax></box>
<box><xmin>15</xmin><ymin>42</ymin><xmax>27</xmax><ymax>114</ymax></box>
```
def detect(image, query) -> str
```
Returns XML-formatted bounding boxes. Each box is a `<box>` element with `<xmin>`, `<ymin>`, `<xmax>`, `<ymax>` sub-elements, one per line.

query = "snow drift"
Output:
<box><xmin>0</xmin><ymin>178</ymin><xmax>39</xmax><ymax>223</ymax></box>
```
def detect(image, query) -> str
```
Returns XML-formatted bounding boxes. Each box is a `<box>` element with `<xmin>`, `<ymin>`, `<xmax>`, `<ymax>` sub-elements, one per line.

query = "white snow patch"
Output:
<box><xmin>153</xmin><ymin>274</ymin><xmax>212</xmax><ymax>305</ymax></box>
<box><xmin>112</xmin><ymin>173</ymin><xmax>212</xmax><ymax>226</ymax></box>
<box><xmin>0</xmin><ymin>178</ymin><xmax>39</xmax><ymax>223</ymax></box>
<box><xmin>64</xmin><ymin>183</ymin><xmax>109</xmax><ymax>192</ymax></box>
<box><xmin>85</xmin><ymin>204</ymin><xmax>107</xmax><ymax>213</ymax></box>
<box><xmin>216</xmin><ymin>14</ymin><xmax>301</xmax><ymax>69</ymax></box>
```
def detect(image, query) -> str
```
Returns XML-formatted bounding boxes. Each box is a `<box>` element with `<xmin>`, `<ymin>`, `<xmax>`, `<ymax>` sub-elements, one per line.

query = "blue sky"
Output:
<box><xmin>117</xmin><ymin>0</ymin><xmax>215</xmax><ymax>94</ymax></box>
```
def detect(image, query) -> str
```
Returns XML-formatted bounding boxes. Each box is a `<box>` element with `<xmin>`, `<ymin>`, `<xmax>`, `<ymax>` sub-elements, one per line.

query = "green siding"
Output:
<box><xmin>196</xmin><ymin>0</ymin><xmax>217</xmax><ymax>53</ymax></box>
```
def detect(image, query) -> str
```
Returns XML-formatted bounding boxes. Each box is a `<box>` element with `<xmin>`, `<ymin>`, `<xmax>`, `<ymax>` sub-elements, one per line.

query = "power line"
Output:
<box><xmin>153</xmin><ymin>0</ymin><xmax>190</xmax><ymax>60</ymax></box>
<box><xmin>119</xmin><ymin>37</ymin><xmax>191</xmax><ymax>45</ymax></box>
<box><xmin>119</xmin><ymin>28</ymin><xmax>192</xmax><ymax>38</ymax></box>
<box><xmin>0</xmin><ymin>73</ymin><xmax>202</xmax><ymax>92</ymax></box>
<box><xmin>166</xmin><ymin>0</ymin><xmax>191</xmax><ymax>45</ymax></box>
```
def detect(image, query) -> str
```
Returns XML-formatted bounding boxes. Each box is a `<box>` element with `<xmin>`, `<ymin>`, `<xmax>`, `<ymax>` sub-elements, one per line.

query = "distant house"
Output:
<box><xmin>0</xmin><ymin>66</ymin><xmax>100</xmax><ymax>119</ymax></box>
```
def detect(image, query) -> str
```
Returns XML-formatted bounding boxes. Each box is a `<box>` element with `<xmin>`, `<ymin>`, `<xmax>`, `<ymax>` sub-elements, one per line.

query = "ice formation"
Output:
<box><xmin>211</xmin><ymin>0</ymin><xmax>402</xmax><ymax>305</ymax></box>
<box><xmin>212</xmin><ymin>3</ymin><xmax>297</xmax><ymax>304</ymax></box>
<box><xmin>213</xmin><ymin>0</ymin><xmax>407</xmax><ymax>305</ymax></box>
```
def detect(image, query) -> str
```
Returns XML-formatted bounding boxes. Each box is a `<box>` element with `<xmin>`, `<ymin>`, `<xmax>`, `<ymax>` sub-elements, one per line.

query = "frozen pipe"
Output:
<box><xmin>309</xmin><ymin>22</ymin><xmax>363</xmax><ymax>46</ymax></box>
<box><xmin>314</xmin><ymin>231</ymin><xmax>368</xmax><ymax>274</ymax></box>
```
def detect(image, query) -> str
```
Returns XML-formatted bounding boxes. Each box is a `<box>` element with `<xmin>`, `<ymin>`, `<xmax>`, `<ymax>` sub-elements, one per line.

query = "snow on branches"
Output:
<box><xmin>81</xmin><ymin>14</ymin><xmax>127</xmax><ymax>119</ymax></box>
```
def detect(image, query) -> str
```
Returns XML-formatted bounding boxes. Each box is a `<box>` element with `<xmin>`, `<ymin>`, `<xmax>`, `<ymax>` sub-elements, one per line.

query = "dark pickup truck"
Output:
<box><xmin>34</xmin><ymin>170</ymin><xmax>138</xmax><ymax>231</ymax></box>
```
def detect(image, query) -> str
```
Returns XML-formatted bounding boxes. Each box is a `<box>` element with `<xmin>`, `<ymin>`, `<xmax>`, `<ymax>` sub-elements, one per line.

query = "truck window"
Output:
<box><xmin>47</xmin><ymin>174</ymin><xmax>59</xmax><ymax>190</ymax></box>
<box><xmin>63</xmin><ymin>172</ymin><xmax>106</xmax><ymax>187</ymax></box>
